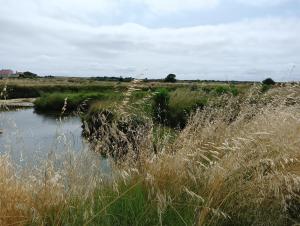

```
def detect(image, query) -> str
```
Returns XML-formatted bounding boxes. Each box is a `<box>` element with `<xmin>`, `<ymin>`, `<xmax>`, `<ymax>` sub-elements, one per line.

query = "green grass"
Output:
<box><xmin>0</xmin><ymin>78</ymin><xmax>126</xmax><ymax>99</ymax></box>
<box><xmin>0</xmin><ymin>78</ymin><xmax>252</xmax><ymax>99</ymax></box>
<box><xmin>34</xmin><ymin>92</ymin><xmax>122</xmax><ymax>112</ymax></box>
<box><xmin>36</xmin><ymin>180</ymin><xmax>196</xmax><ymax>226</ymax></box>
<box><xmin>150</xmin><ymin>85</ymin><xmax>248</xmax><ymax>128</ymax></box>
<box><xmin>168</xmin><ymin>88</ymin><xmax>208</xmax><ymax>128</ymax></box>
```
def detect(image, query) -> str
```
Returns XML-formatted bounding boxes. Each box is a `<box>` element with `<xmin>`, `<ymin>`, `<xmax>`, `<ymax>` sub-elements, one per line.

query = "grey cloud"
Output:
<box><xmin>0</xmin><ymin>4</ymin><xmax>299</xmax><ymax>81</ymax></box>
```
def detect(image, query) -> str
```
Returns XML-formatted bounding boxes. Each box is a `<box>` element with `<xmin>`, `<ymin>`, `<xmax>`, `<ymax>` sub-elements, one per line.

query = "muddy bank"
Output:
<box><xmin>0</xmin><ymin>98</ymin><xmax>35</xmax><ymax>108</ymax></box>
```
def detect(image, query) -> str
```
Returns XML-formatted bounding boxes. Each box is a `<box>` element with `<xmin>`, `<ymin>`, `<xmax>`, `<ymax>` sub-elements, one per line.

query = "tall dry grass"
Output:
<box><xmin>136</xmin><ymin>84</ymin><xmax>300</xmax><ymax>225</ymax></box>
<box><xmin>0</xmin><ymin>149</ymin><xmax>107</xmax><ymax>225</ymax></box>
<box><xmin>0</xmin><ymin>84</ymin><xmax>300</xmax><ymax>225</ymax></box>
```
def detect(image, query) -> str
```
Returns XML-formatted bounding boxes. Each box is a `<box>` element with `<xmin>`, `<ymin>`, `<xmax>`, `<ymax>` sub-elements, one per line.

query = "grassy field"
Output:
<box><xmin>0</xmin><ymin>77</ymin><xmax>250</xmax><ymax>99</ymax></box>
<box><xmin>0</xmin><ymin>77</ymin><xmax>252</xmax><ymax>129</ymax></box>
<box><xmin>0</xmin><ymin>77</ymin><xmax>126</xmax><ymax>99</ymax></box>
<box><xmin>34</xmin><ymin>92</ymin><xmax>123</xmax><ymax>112</ymax></box>
<box><xmin>0</xmin><ymin>78</ymin><xmax>299</xmax><ymax>225</ymax></box>
<box><xmin>0</xmin><ymin>77</ymin><xmax>170</xmax><ymax>99</ymax></box>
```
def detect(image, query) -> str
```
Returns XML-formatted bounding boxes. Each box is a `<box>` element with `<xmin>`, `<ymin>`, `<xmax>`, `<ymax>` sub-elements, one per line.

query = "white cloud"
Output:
<box><xmin>0</xmin><ymin>0</ymin><xmax>219</xmax><ymax>18</ymax></box>
<box><xmin>135</xmin><ymin>0</ymin><xmax>219</xmax><ymax>13</ymax></box>
<box><xmin>0</xmin><ymin>0</ymin><xmax>299</xmax><ymax>81</ymax></box>
<box><xmin>236</xmin><ymin>0</ymin><xmax>299</xmax><ymax>6</ymax></box>
<box><xmin>0</xmin><ymin>9</ymin><xmax>299</xmax><ymax>81</ymax></box>
<box><xmin>1</xmin><ymin>0</ymin><xmax>298</xmax><ymax>21</ymax></box>
<box><xmin>0</xmin><ymin>0</ymin><xmax>119</xmax><ymax>24</ymax></box>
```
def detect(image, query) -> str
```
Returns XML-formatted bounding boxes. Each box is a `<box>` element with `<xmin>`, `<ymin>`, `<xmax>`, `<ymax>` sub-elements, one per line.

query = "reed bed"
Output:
<box><xmin>0</xmin><ymin>84</ymin><xmax>299</xmax><ymax>225</ymax></box>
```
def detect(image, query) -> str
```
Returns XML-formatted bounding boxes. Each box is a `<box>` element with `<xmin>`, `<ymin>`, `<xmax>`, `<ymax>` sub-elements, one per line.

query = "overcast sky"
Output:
<box><xmin>0</xmin><ymin>0</ymin><xmax>299</xmax><ymax>81</ymax></box>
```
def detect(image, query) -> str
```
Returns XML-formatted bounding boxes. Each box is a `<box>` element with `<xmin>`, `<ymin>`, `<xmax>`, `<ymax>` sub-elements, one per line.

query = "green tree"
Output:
<box><xmin>164</xmin><ymin>74</ymin><xmax>177</xmax><ymax>83</ymax></box>
<box><xmin>262</xmin><ymin>78</ymin><xmax>275</xmax><ymax>85</ymax></box>
<box><xmin>20</xmin><ymin>71</ymin><xmax>38</xmax><ymax>78</ymax></box>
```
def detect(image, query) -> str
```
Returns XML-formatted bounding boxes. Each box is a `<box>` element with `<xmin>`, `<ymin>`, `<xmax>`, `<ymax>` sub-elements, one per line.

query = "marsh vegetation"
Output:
<box><xmin>0</xmin><ymin>78</ymin><xmax>299</xmax><ymax>225</ymax></box>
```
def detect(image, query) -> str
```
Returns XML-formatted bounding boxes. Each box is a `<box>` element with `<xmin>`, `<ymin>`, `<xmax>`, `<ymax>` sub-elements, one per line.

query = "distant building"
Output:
<box><xmin>0</xmin><ymin>69</ymin><xmax>20</xmax><ymax>78</ymax></box>
<box><xmin>0</xmin><ymin>69</ymin><xmax>14</xmax><ymax>77</ymax></box>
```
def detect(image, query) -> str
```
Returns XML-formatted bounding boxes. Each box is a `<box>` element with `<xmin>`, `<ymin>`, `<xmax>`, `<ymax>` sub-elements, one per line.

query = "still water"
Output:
<box><xmin>0</xmin><ymin>108</ymin><xmax>90</xmax><ymax>163</ymax></box>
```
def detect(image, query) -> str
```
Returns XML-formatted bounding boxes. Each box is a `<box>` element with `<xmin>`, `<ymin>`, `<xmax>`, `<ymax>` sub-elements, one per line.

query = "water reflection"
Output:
<box><xmin>0</xmin><ymin>108</ymin><xmax>88</xmax><ymax>163</ymax></box>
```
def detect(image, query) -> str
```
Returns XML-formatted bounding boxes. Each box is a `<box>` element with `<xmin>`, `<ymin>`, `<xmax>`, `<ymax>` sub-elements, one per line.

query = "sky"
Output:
<box><xmin>0</xmin><ymin>0</ymin><xmax>300</xmax><ymax>81</ymax></box>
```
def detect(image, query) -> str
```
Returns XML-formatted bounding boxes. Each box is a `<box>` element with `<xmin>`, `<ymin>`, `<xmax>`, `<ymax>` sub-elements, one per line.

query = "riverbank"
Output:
<box><xmin>0</xmin><ymin>84</ymin><xmax>300</xmax><ymax>225</ymax></box>
<box><xmin>1</xmin><ymin>77</ymin><xmax>299</xmax><ymax>225</ymax></box>
<box><xmin>0</xmin><ymin>98</ymin><xmax>35</xmax><ymax>108</ymax></box>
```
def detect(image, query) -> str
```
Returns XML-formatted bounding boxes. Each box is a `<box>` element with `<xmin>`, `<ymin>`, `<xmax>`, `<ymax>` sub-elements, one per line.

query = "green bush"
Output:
<box><xmin>152</xmin><ymin>88</ymin><xmax>208</xmax><ymax>128</ymax></box>
<box><xmin>168</xmin><ymin>89</ymin><xmax>207</xmax><ymax>128</ymax></box>
<box><xmin>262</xmin><ymin>78</ymin><xmax>275</xmax><ymax>85</ymax></box>
<box><xmin>164</xmin><ymin>74</ymin><xmax>177</xmax><ymax>83</ymax></box>
<box><xmin>261</xmin><ymin>84</ymin><xmax>271</xmax><ymax>93</ymax></box>
<box><xmin>202</xmin><ymin>86</ymin><xmax>213</xmax><ymax>93</ymax></box>
<box><xmin>215</xmin><ymin>86</ymin><xmax>230</xmax><ymax>95</ymax></box>
<box><xmin>214</xmin><ymin>85</ymin><xmax>239</xmax><ymax>96</ymax></box>
<box><xmin>230</xmin><ymin>85</ymin><xmax>239</xmax><ymax>96</ymax></box>
<box><xmin>152</xmin><ymin>88</ymin><xmax>170</xmax><ymax>124</ymax></box>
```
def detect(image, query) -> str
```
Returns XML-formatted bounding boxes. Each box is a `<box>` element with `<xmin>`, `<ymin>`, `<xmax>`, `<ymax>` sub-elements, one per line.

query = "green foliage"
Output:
<box><xmin>190</xmin><ymin>83</ymin><xmax>198</xmax><ymax>91</ymax></box>
<box><xmin>152</xmin><ymin>88</ymin><xmax>208</xmax><ymax>128</ymax></box>
<box><xmin>19</xmin><ymin>71</ymin><xmax>38</xmax><ymax>78</ymax></box>
<box><xmin>40</xmin><ymin>181</ymin><xmax>195</xmax><ymax>226</ymax></box>
<box><xmin>2</xmin><ymin>84</ymin><xmax>118</xmax><ymax>99</ymax></box>
<box><xmin>214</xmin><ymin>85</ymin><xmax>239</xmax><ymax>96</ymax></box>
<box><xmin>164</xmin><ymin>74</ymin><xmax>177</xmax><ymax>83</ymax></box>
<box><xmin>261</xmin><ymin>84</ymin><xmax>272</xmax><ymax>93</ymax></box>
<box><xmin>202</xmin><ymin>86</ymin><xmax>213</xmax><ymax>93</ymax></box>
<box><xmin>230</xmin><ymin>85</ymin><xmax>239</xmax><ymax>96</ymax></box>
<box><xmin>214</xmin><ymin>86</ymin><xmax>229</xmax><ymax>95</ymax></box>
<box><xmin>34</xmin><ymin>92</ymin><xmax>121</xmax><ymax>112</ymax></box>
<box><xmin>152</xmin><ymin>88</ymin><xmax>170</xmax><ymax>124</ymax></box>
<box><xmin>262</xmin><ymin>78</ymin><xmax>276</xmax><ymax>85</ymax></box>
<box><xmin>168</xmin><ymin>88</ymin><xmax>207</xmax><ymax>128</ymax></box>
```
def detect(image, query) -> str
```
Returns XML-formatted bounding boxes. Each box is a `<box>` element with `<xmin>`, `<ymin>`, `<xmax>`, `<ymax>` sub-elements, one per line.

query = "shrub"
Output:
<box><xmin>164</xmin><ymin>74</ymin><xmax>177</xmax><ymax>83</ymax></box>
<box><xmin>261</xmin><ymin>84</ymin><xmax>271</xmax><ymax>93</ymax></box>
<box><xmin>152</xmin><ymin>88</ymin><xmax>170</xmax><ymax>124</ymax></box>
<box><xmin>213</xmin><ymin>85</ymin><xmax>239</xmax><ymax>96</ymax></box>
<box><xmin>262</xmin><ymin>78</ymin><xmax>276</xmax><ymax>85</ymax></box>
<box><xmin>230</xmin><ymin>85</ymin><xmax>239</xmax><ymax>96</ymax></box>
<box><xmin>151</xmin><ymin>88</ymin><xmax>208</xmax><ymax>128</ymax></box>
<box><xmin>19</xmin><ymin>71</ymin><xmax>38</xmax><ymax>78</ymax></box>
<box><xmin>168</xmin><ymin>88</ymin><xmax>207</xmax><ymax>128</ymax></box>
<box><xmin>202</xmin><ymin>86</ymin><xmax>213</xmax><ymax>93</ymax></box>
<box><xmin>190</xmin><ymin>84</ymin><xmax>198</xmax><ymax>91</ymax></box>
<box><xmin>215</xmin><ymin>85</ymin><xmax>230</xmax><ymax>95</ymax></box>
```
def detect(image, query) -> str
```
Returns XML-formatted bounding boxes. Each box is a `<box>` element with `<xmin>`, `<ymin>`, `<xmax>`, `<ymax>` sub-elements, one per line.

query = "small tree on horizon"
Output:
<box><xmin>164</xmin><ymin>74</ymin><xmax>177</xmax><ymax>83</ymax></box>
<box><xmin>20</xmin><ymin>71</ymin><xmax>38</xmax><ymax>78</ymax></box>
<box><xmin>262</xmin><ymin>78</ymin><xmax>275</xmax><ymax>85</ymax></box>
